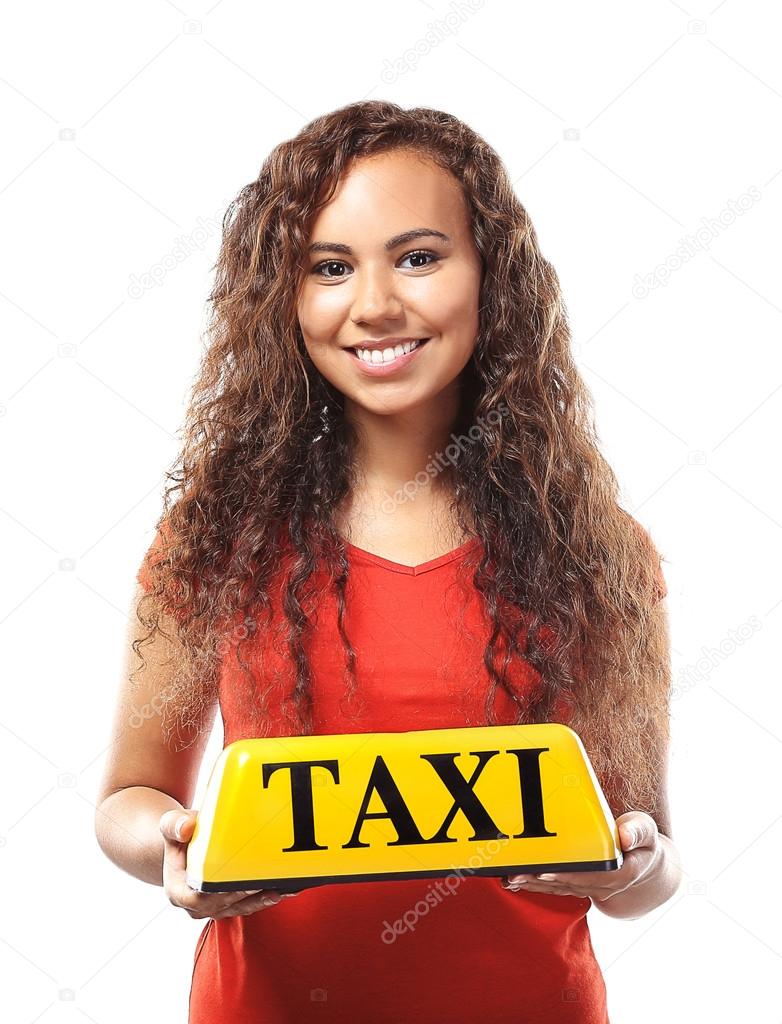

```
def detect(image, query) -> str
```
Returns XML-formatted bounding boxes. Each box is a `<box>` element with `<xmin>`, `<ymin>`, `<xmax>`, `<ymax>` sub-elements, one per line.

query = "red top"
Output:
<box><xmin>137</xmin><ymin>524</ymin><xmax>665</xmax><ymax>1023</ymax></box>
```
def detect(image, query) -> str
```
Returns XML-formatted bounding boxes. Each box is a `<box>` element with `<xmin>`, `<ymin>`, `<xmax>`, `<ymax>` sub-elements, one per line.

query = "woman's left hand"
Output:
<box><xmin>500</xmin><ymin>811</ymin><xmax>662</xmax><ymax>903</ymax></box>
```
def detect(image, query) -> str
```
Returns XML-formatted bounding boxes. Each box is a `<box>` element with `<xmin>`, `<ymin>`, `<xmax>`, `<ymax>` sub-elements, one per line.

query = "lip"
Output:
<box><xmin>347</xmin><ymin>336</ymin><xmax>423</xmax><ymax>352</ymax></box>
<box><xmin>347</xmin><ymin>338</ymin><xmax>431</xmax><ymax>377</ymax></box>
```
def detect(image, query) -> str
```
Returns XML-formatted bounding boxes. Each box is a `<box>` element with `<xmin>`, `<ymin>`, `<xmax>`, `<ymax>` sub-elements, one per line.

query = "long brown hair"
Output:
<box><xmin>134</xmin><ymin>99</ymin><xmax>670</xmax><ymax>824</ymax></box>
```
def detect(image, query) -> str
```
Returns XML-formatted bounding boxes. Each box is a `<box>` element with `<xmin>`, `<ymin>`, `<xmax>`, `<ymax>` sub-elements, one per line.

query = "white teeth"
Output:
<box><xmin>355</xmin><ymin>339</ymin><xmax>422</xmax><ymax>364</ymax></box>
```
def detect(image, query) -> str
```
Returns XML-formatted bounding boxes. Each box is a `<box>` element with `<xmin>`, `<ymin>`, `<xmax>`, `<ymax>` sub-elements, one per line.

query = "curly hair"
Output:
<box><xmin>133</xmin><ymin>99</ymin><xmax>670</xmax><ymax>826</ymax></box>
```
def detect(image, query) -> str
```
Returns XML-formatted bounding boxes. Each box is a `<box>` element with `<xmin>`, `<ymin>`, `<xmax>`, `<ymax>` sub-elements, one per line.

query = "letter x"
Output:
<box><xmin>421</xmin><ymin>750</ymin><xmax>508</xmax><ymax>843</ymax></box>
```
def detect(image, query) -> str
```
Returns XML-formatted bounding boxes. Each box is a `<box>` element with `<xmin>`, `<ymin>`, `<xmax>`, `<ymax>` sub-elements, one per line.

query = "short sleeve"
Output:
<box><xmin>623</xmin><ymin>510</ymin><xmax>667</xmax><ymax>604</ymax></box>
<box><xmin>653</xmin><ymin>555</ymin><xmax>668</xmax><ymax>604</ymax></box>
<box><xmin>136</xmin><ymin>520</ymin><xmax>201</xmax><ymax>627</ymax></box>
<box><xmin>136</xmin><ymin>521</ymin><xmax>169</xmax><ymax>594</ymax></box>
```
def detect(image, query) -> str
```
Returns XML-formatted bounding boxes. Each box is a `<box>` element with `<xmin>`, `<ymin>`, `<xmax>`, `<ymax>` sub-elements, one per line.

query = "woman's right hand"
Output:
<box><xmin>160</xmin><ymin>809</ymin><xmax>302</xmax><ymax>919</ymax></box>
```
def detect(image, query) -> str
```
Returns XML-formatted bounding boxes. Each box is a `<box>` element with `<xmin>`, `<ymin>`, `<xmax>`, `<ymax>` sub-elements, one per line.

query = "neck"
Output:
<box><xmin>343</xmin><ymin>385</ymin><xmax>463</xmax><ymax>502</ymax></box>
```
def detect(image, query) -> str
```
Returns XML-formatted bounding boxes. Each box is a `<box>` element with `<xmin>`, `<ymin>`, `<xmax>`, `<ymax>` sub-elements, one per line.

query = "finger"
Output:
<box><xmin>160</xmin><ymin>811</ymin><xmax>198</xmax><ymax>890</ymax></box>
<box><xmin>183</xmin><ymin>887</ymin><xmax>261</xmax><ymax>906</ymax></box>
<box><xmin>503</xmin><ymin>875</ymin><xmax>544</xmax><ymax>891</ymax></box>
<box><xmin>216</xmin><ymin>890</ymin><xmax>280</xmax><ymax>911</ymax></box>
<box><xmin>533</xmin><ymin>870</ymin><xmax>613</xmax><ymax>885</ymax></box>
<box><xmin>164</xmin><ymin>812</ymin><xmax>196</xmax><ymax>875</ymax></box>
<box><xmin>219</xmin><ymin>888</ymin><xmax>302</xmax><ymax>907</ymax></box>
<box><xmin>223</xmin><ymin>890</ymin><xmax>298</xmax><ymax>914</ymax></box>
<box><xmin>504</xmin><ymin>878</ymin><xmax>560</xmax><ymax>894</ymax></box>
<box><xmin>237</xmin><ymin>888</ymin><xmax>302</xmax><ymax>902</ymax></box>
<box><xmin>160</xmin><ymin>809</ymin><xmax>197</xmax><ymax>843</ymax></box>
<box><xmin>172</xmin><ymin>886</ymin><xmax>261</xmax><ymax>916</ymax></box>
<box><xmin>227</xmin><ymin>888</ymin><xmax>272</xmax><ymax>905</ymax></box>
<box><xmin>615</xmin><ymin>811</ymin><xmax>657</xmax><ymax>852</ymax></box>
<box><xmin>506</xmin><ymin>877</ymin><xmax>597</xmax><ymax>898</ymax></box>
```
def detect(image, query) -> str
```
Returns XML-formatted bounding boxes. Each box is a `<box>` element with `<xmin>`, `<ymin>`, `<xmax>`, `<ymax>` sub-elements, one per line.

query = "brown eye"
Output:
<box><xmin>311</xmin><ymin>249</ymin><xmax>439</xmax><ymax>281</ymax></box>
<box><xmin>312</xmin><ymin>260</ymin><xmax>350</xmax><ymax>279</ymax></box>
<box><xmin>399</xmin><ymin>250</ymin><xmax>439</xmax><ymax>269</ymax></box>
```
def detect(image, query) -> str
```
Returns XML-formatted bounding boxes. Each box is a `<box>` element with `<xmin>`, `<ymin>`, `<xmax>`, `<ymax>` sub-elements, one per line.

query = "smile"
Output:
<box><xmin>348</xmin><ymin>338</ymin><xmax>431</xmax><ymax>376</ymax></box>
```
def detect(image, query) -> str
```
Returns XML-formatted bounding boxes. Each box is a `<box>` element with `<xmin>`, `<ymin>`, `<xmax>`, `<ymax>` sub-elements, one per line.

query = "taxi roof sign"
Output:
<box><xmin>186</xmin><ymin>722</ymin><xmax>623</xmax><ymax>893</ymax></box>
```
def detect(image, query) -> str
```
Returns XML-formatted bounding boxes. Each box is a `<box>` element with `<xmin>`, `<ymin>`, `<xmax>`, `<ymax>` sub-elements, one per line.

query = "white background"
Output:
<box><xmin>2</xmin><ymin>0</ymin><xmax>781</xmax><ymax>1021</ymax></box>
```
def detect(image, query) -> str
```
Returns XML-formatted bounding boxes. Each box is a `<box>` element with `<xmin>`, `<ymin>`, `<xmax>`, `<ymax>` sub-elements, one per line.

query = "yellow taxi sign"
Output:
<box><xmin>186</xmin><ymin>723</ymin><xmax>622</xmax><ymax>893</ymax></box>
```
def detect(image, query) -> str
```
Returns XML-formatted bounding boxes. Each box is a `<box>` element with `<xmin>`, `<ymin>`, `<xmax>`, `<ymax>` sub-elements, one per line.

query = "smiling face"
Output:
<box><xmin>296</xmin><ymin>148</ymin><xmax>483</xmax><ymax>420</ymax></box>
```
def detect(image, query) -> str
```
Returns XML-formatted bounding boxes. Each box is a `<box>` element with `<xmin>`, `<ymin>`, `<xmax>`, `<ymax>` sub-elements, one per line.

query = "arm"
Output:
<box><xmin>504</xmin><ymin>596</ymin><xmax>683</xmax><ymax>918</ymax></box>
<box><xmin>593</xmin><ymin>590</ymin><xmax>682</xmax><ymax>919</ymax></box>
<box><xmin>596</xmin><ymin>715</ymin><xmax>684</xmax><ymax>917</ymax></box>
<box><xmin>96</xmin><ymin>786</ymin><xmax>190</xmax><ymax>887</ymax></box>
<box><xmin>94</xmin><ymin>582</ymin><xmax>218</xmax><ymax>887</ymax></box>
<box><xmin>592</xmin><ymin>828</ymin><xmax>683</xmax><ymax>920</ymax></box>
<box><xmin>502</xmin><ymin>809</ymin><xmax>684</xmax><ymax>921</ymax></box>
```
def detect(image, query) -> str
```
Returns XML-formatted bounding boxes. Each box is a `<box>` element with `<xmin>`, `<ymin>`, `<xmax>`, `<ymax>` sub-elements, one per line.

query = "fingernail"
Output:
<box><xmin>175</xmin><ymin>816</ymin><xmax>188</xmax><ymax>840</ymax></box>
<box><xmin>244</xmin><ymin>889</ymin><xmax>262</xmax><ymax>895</ymax></box>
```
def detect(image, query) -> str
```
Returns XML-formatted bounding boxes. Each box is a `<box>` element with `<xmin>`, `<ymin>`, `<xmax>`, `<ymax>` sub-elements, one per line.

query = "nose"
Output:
<box><xmin>350</xmin><ymin>264</ymin><xmax>404</xmax><ymax>325</ymax></box>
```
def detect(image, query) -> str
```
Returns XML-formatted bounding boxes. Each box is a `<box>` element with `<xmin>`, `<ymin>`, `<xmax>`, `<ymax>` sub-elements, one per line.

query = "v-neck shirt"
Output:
<box><xmin>136</xmin><ymin>523</ymin><xmax>613</xmax><ymax>1024</ymax></box>
<box><xmin>340</xmin><ymin>535</ymin><xmax>483</xmax><ymax>576</ymax></box>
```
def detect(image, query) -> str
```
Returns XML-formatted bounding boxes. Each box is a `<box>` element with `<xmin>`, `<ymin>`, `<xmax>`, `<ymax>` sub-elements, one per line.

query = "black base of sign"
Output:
<box><xmin>190</xmin><ymin>858</ymin><xmax>621</xmax><ymax>894</ymax></box>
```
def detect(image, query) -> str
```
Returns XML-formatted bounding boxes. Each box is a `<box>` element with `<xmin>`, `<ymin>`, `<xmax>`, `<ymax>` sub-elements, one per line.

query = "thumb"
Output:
<box><xmin>621</xmin><ymin>825</ymin><xmax>639</xmax><ymax>850</ymax></box>
<box><xmin>160</xmin><ymin>808</ymin><xmax>196</xmax><ymax>843</ymax></box>
<box><xmin>616</xmin><ymin>812</ymin><xmax>646</xmax><ymax>851</ymax></box>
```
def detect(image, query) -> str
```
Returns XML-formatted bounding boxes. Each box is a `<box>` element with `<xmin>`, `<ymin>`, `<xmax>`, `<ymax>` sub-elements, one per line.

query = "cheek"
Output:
<box><xmin>297</xmin><ymin>286</ymin><xmax>345</xmax><ymax>343</ymax></box>
<box><xmin>425</xmin><ymin>269</ymin><xmax>480</xmax><ymax>337</ymax></box>
<box><xmin>298</xmin><ymin>307</ymin><xmax>351</xmax><ymax>390</ymax></box>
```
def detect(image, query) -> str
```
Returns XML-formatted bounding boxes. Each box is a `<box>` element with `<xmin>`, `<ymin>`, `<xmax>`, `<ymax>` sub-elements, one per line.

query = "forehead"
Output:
<box><xmin>309</xmin><ymin>149</ymin><xmax>471</xmax><ymax>241</ymax></box>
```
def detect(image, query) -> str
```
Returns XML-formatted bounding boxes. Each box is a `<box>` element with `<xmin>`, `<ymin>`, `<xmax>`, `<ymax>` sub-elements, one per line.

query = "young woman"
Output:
<box><xmin>95</xmin><ymin>100</ymin><xmax>682</xmax><ymax>1023</ymax></box>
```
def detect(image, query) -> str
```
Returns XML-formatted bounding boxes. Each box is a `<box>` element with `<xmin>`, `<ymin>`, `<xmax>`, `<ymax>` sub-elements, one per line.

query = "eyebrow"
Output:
<box><xmin>307</xmin><ymin>228</ymin><xmax>451</xmax><ymax>256</ymax></box>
